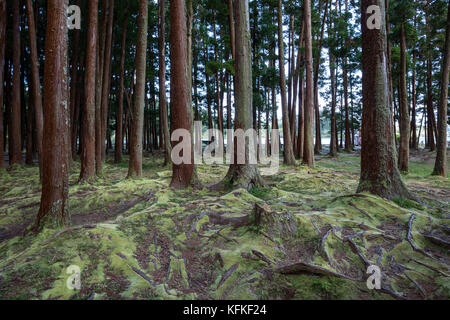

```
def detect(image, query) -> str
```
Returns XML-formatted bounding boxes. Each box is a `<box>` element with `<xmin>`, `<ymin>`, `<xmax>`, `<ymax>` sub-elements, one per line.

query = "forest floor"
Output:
<box><xmin>0</xmin><ymin>150</ymin><xmax>449</xmax><ymax>300</ymax></box>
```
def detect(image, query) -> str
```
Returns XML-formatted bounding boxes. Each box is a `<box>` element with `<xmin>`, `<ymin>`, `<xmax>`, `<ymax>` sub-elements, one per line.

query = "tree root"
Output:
<box><xmin>276</xmin><ymin>262</ymin><xmax>362</xmax><ymax>281</ymax></box>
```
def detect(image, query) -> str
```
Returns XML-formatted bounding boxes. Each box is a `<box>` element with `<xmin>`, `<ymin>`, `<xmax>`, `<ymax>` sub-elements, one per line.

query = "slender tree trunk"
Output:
<box><xmin>159</xmin><ymin>0</ymin><xmax>171</xmax><ymax>166</ymax></box>
<box><xmin>101</xmin><ymin>0</ymin><xmax>114</xmax><ymax>160</ymax></box>
<box><xmin>329</xmin><ymin>51</ymin><xmax>338</xmax><ymax>157</ymax></box>
<box><xmin>425</xmin><ymin>12</ymin><xmax>436</xmax><ymax>151</ymax></box>
<box><xmin>169</xmin><ymin>0</ymin><xmax>194</xmax><ymax>189</ymax></box>
<box><xmin>277</xmin><ymin>0</ymin><xmax>296</xmax><ymax>165</ymax></box>
<box><xmin>398</xmin><ymin>22</ymin><xmax>410</xmax><ymax>172</ymax></box>
<box><xmin>128</xmin><ymin>0</ymin><xmax>148</xmax><ymax>178</ymax></box>
<box><xmin>227</xmin><ymin>0</ymin><xmax>236</xmax><ymax>60</ymax></box>
<box><xmin>80</xmin><ymin>0</ymin><xmax>99</xmax><ymax>182</ymax></box>
<box><xmin>0</xmin><ymin>0</ymin><xmax>6</xmax><ymax>169</ymax></box>
<box><xmin>114</xmin><ymin>6</ymin><xmax>128</xmax><ymax>164</ymax></box>
<box><xmin>35</xmin><ymin>0</ymin><xmax>70</xmax><ymax>229</ymax></box>
<box><xmin>433</xmin><ymin>2</ymin><xmax>450</xmax><ymax>177</ymax></box>
<box><xmin>303</xmin><ymin>0</ymin><xmax>315</xmax><ymax>167</ymax></box>
<box><xmin>358</xmin><ymin>0</ymin><xmax>411</xmax><ymax>200</ymax></box>
<box><xmin>25</xmin><ymin>0</ymin><xmax>43</xmax><ymax>173</ymax></box>
<box><xmin>95</xmin><ymin>0</ymin><xmax>108</xmax><ymax>175</ymax></box>
<box><xmin>10</xmin><ymin>0</ymin><xmax>22</xmax><ymax>166</ymax></box>
<box><xmin>410</xmin><ymin>14</ymin><xmax>418</xmax><ymax>150</ymax></box>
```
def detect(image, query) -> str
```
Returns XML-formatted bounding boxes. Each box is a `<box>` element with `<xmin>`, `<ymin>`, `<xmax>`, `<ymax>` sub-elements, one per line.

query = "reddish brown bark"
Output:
<box><xmin>169</xmin><ymin>0</ymin><xmax>194</xmax><ymax>189</ymax></box>
<box><xmin>128</xmin><ymin>0</ymin><xmax>148</xmax><ymax>178</ymax></box>
<box><xmin>9</xmin><ymin>0</ymin><xmax>22</xmax><ymax>166</ymax></box>
<box><xmin>35</xmin><ymin>0</ymin><xmax>70</xmax><ymax>229</ymax></box>
<box><xmin>80</xmin><ymin>0</ymin><xmax>99</xmax><ymax>181</ymax></box>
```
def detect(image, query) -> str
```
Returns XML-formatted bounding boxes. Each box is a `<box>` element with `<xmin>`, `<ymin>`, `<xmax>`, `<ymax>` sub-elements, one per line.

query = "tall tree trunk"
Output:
<box><xmin>425</xmin><ymin>12</ymin><xmax>436</xmax><ymax>151</ymax></box>
<box><xmin>277</xmin><ymin>0</ymin><xmax>296</xmax><ymax>165</ymax></box>
<box><xmin>114</xmin><ymin>5</ymin><xmax>128</xmax><ymax>164</ymax></box>
<box><xmin>128</xmin><ymin>0</ymin><xmax>148</xmax><ymax>178</ymax></box>
<box><xmin>432</xmin><ymin>2</ymin><xmax>450</xmax><ymax>177</ymax></box>
<box><xmin>35</xmin><ymin>0</ymin><xmax>70</xmax><ymax>229</ymax></box>
<box><xmin>358</xmin><ymin>0</ymin><xmax>411</xmax><ymax>200</ymax></box>
<box><xmin>159</xmin><ymin>0</ymin><xmax>171</xmax><ymax>166</ymax></box>
<box><xmin>169</xmin><ymin>0</ymin><xmax>194</xmax><ymax>189</ymax></box>
<box><xmin>313</xmin><ymin>0</ymin><xmax>329</xmax><ymax>154</ymax></box>
<box><xmin>95</xmin><ymin>0</ymin><xmax>108</xmax><ymax>175</ymax></box>
<box><xmin>398</xmin><ymin>22</ymin><xmax>410</xmax><ymax>172</ymax></box>
<box><xmin>101</xmin><ymin>0</ymin><xmax>114</xmax><ymax>160</ymax></box>
<box><xmin>0</xmin><ymin>0</ymin><xmax>6</xmax><ymax>169</ymax></box>
<box><xmin>25</xmin><ymin>0</ymin><xmax>43</xmax><ymax>173</ymax></box>
<box><xmin>214</xmin><ymin>0</ymin><xmax>265</xmax><ymax>190</ymax></box>
<box><xmin>303</xmin><ymin>0</ymin><xmax>315</xmax><ymax>167</ymax></box>
<box><xmin>80</xmin><ymin>0</ymin><xmax>99</xmax><ymax>182</ymax></box>
<box><xmin>69</xmin><ymin>0</ymin><xmax>80</xmax><ymax>161</ymax></box>
<box><xmin>10</xmin><ymin>0</ymin><xmax>22</xmax><ymax>166</ymax></box>
<box><xmin>329</xmin><ymin>50</ymin><xmax>338</xmax><ymax>157</ymax></box>
<box><xmin>343</xmin><ymin>0</ymin><xmax>351</xmax><ymax>152</ymax></box>
<box><xmin>410</xmin><ymin>14</ymin><xmax>418</xmax><ymax>150</ymax></box>
<box><xmin>227</xmin><ymin>0</ymin><xmax>235</xmax><ymax>60</ymax></box>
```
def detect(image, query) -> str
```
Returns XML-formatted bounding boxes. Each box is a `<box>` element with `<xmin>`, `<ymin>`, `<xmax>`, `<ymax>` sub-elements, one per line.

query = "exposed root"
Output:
<box><xmin>276</xmin><ymin>262</ymin><xmax>362</xmax><ymax>282</ymax></box>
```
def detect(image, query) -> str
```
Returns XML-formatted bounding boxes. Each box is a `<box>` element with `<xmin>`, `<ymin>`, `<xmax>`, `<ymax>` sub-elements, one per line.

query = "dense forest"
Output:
<box><xmin>0</xmin><ymin>0</ymin><xmax>449</xmax><ymax>301</ymax></box>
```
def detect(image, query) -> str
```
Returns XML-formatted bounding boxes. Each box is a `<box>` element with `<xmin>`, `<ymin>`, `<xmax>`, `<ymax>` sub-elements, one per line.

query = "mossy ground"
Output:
<box><xmin>0</xmin><ymin>150</ymin><xmax>448</xmax><ymax>300</ymax></box>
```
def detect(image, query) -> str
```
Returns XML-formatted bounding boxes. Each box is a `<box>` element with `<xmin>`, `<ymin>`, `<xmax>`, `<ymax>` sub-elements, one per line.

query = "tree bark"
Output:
<box><xmin>128</xmin><ymin>0</ymin><xmax>148</xmax><ymax>178</ymax></box>
<box><xmin>101</xmin><ymin>0</ymin><xmax>114</xmax><ymax>160</ymax></box>
<box><xmin>25</xmin><ymin>0</ymin><xmax>43</xmax><ymax>173</ymax></box>
<box><xmin>114</xmin><ymin>6</ymin><xmax>128</xmax><ymax>164</ymax></box>
<box><xmin>303</xmin><ymin>0</ymin><xmax>315</xmax><ymax>168</ymax></box>
<box><xmin>432</xmin><ymin>2</ymin><xmax>450</xmax><ymax>177</ymax></box>
<box><xmin>80</xmin><ymin>0</ymin><xmax>99</xmax><ymax>182</ymax></box>
<box><xmin>169</xmin><ymin>0</ymin><xmax>194</xmax><ymax>189</ymax></box>
<box><xmin>398</xmin><ymin>22</ymin><xmax>410</xmax><ymax>172</ymax></box>
<box><xmin>0</xmin><ymin>0</ymin><xmax>6</xmax><ymax>169</ymax></box>
<box><xmin>95</xmin><ymin>0</ymin><xmax>108</xmax><ymax>175</ymax></box>
<box><xmin>214</xmin><ymin>0</ymin><xmax>265</xmax><ymax>190</ymax></box>
<box><xmin>358</xmin><ymin>0</ymin><xmax>411</xmax><ymax>200</ymax></box>
<box><xmin>277</xmin><ymin>0</ymin><xmax>296</xmax><ymax>165</ymax></box>
<box><xmin>159</xmin><ymin>0</ymin><xmax>171</xmax><ymax>166</ymax></box>
<box><xmin>35</xmin><ymin>0</ymin><xmax>70</xmax><ymax>229</ymax></box>
<box><xmin>10</xmin><ymin>0</ymin><xmax>22</xmax><ymax>166</ymax></box>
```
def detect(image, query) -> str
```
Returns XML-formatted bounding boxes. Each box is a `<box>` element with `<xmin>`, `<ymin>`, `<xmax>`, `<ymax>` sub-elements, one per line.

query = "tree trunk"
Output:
<box><xmin>25</xmin><ymin>0</ymin><xmax>43</xmax><ymax>173</ymax></box>
<box><xmin>0</xmin><ymin>0</ymin><xmax>6</xmax><ymax>169</ymax></box>
<box><xmin>303</xmin><ymin>0</ymin><xmax>315</xmax><ymax>168</ymax></box>
<box><xmin>277</xmin><ymin>0</ymin><xmax>296</xmax><ymax>165</ymax></box>
<box><xmin>10</xmin><ymin>0</ymin><xmax>22</xmax><ymax>166</ymax></box>
<box><xmin>329</xmin><ymin>50</ymin><xmax>338</xmax><ymax>157</ymax></box>
<box><xmin>169</xmin><ymin>0</ymin><xmax>194</xmax><ymax>189</ymax></box>
<box><xmin>114</xmin><ymin>5</ymin><xmax>128</xmax><ymax>164</ymax></box>
<box><xmin>398</xmin><ymin>22</ymin><xmax>410</xmax><ymax>172</ymax></box>
<box><xmin>95</xmin><ymin>0</ymin><xmax>108</xmax><ymax>175</ymax></box>
<box><xmin>432</xmin><ymin>2</ymin><xmax>450</xmax><ymax>177</ymax></box>
<box><xmin>214</xmin><ymin>0</ymin><xmax>265</xmax><ymax>191</ymax></box>
<box><xmin>35</xmin><ymin>0</ymin><xmax>70</xmax><ymax>229</ymax></box>
<box><xmin>159</xmin><ymin>0</ymin><xmax>171</xmax><ymax>166</ymax></box>
<box><xmin>101</xmin><ymin>0</ymin><xmax>114</xmax><ymax>160</ymax></box>
<box><xmin>227</xmin><ymin>0</ymin><xmax>235</xmax><ymax>60</ymax></box>
<box><xmin>80</xmin><ymin>0</ymin><xmax>99</xmax><ymax>182</ymax></box>
<box><xmin>128</xmin><ymin>0</ymin><xmax>148</xmax><ymax>178</ymax></box>
<box><xmin>358</xmin><ymin>0</ymin><xmax>411</xmax><ymax>200</ymax></box>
